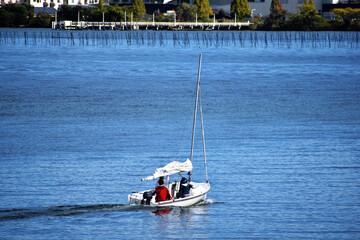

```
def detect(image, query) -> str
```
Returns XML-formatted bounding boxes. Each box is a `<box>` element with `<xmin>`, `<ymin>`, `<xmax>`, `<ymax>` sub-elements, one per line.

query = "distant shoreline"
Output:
<box><xmin>1</xmin><ymin>26</ymin><xmax>359</xmax><ymax>32</ymax></box>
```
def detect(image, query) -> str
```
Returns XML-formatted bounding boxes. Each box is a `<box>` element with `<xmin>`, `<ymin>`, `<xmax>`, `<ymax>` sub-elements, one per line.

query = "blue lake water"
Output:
<box><xmin>0</xmin><ymin>29</ymin><xmax>360</xmax><ymax>239</ymax></box>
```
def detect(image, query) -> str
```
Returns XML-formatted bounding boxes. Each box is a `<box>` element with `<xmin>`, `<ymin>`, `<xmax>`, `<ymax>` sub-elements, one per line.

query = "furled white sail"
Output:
<box><xmin>141</xmin><ymin>159</ymin><xmax>193</xmax><ymax>181</ymax></box>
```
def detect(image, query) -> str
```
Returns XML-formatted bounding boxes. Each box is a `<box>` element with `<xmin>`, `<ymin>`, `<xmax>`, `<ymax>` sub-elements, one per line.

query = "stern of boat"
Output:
<box><xmin>128</xmin><ymin>191</ymin><xmax>146</xmax><ymax>205</ymax></box>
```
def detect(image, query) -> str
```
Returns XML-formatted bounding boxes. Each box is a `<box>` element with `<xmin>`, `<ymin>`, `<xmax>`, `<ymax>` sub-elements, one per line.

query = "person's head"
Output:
<box><xmin>159</xmin><ymin>176</ymin><xmax>164</xmax><ymax>180</ymax></box>
<box><xmin>158</xmin><ymin>179</ymin><xmax>164</xmax><ymax>186</ymax></box>
<box><xmin>181</xmin><ymin>177</ymin><xmax>188</xmax><ymax>185</ymax></box>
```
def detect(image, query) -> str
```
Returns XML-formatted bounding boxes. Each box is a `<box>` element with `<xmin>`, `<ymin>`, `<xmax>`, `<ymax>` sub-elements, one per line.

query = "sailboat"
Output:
<box><xmin>128</xmin><ymin>54</ymin><xmax>210</xmax><ymax>207</ymax></box>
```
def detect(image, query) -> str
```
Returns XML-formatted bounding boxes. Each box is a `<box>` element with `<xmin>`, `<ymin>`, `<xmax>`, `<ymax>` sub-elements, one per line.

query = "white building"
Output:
<box><xmin>1</xmin><ymin>0</ymin><xmax>99</xmax><ymax>10</ymax></box>
<box><xmin>1</xmin><ymin>0</ymin><xmax>23</xmax><ymax>4</ymax></box>
<box><xmin>27</xmin><ymin>0</ymin><xmax>64</xmax><ymax>9</ymax></box>
<box><xmin>33</xmin><ymin>0</ymin><xmax>100</xmax><ymax>9</ymax></box>
<box><xmin>210</xmin><ymin>0</ymin><xmax>328</xmax><ymax>17</ymax></box>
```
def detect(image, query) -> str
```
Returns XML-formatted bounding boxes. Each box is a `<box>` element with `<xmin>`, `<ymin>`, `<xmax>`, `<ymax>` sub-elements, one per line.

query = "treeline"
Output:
<box><xmin>0</xmin><ymin>0</ymin><xmax>359</xmax><ymax>30</ymax></box>
<box><xmin>57</xmin><ymin>0</ymin><xmax>145</xmax><ymax>23</ymax></box>
<box><xmin>0</xmin><ymin>4</ymin><xmax>53</xmax><ymax>27</ymax></box>
<box><xmin>0</xmin><ymin>0</ymin><xmax>146</xmax><ymax>28</ymax></box>
<box><xmin>57</xmin><ymin>0</ymin><xmax>213</xmax><ymax>22</ymax></box>
<box><xmin>252</xmin><ymin>0</ymin><xmax>360</xmax><ymax>31</ymax></box>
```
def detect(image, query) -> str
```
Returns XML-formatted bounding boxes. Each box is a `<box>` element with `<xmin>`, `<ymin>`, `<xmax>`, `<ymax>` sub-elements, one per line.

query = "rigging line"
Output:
<box><xmin>199</xmin><ymin>86</ymin><xmax>208</xmax><ymax>183</ymax></box>
<box><xmin>135</xmin><ymin>181</ymin><xmax>143</xmax><ymax>193</ymax></box>
<box><xmin>175</xmin><ymin>108</ymin><xmax>193</xmax><ymax>162</ymax></box>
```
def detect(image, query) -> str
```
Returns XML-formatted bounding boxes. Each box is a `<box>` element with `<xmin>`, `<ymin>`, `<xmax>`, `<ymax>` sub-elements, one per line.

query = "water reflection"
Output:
<box><xmin>153</xmin><ymin>203</ymin><xmax>210</xmax><ymax>237</ymax></box>
<box><xmin>152</xmin><ymin>208</ymin><xmax>173</xmax><ymax>216</ymax></box>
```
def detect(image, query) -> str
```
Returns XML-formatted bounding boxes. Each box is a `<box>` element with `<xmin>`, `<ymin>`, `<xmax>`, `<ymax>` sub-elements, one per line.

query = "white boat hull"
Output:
<box><xmin>128</xmin><ymin>182</ymin><xmax>210</xmax><ymax>207</ymax></box>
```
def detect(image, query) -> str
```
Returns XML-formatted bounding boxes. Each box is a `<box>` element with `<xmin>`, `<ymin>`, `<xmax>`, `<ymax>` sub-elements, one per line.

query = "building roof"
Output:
<box><xmin>34</xmin><ymin>7</ymin><xmax>57</xmax><ymax>15</ymax></box>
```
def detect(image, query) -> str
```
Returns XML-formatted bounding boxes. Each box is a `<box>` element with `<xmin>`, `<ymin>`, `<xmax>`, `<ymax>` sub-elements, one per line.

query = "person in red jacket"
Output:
<box><xmin>154</xmin><ymin>178</ymin><xmax>173</xmax><ymax>202</ymax></box>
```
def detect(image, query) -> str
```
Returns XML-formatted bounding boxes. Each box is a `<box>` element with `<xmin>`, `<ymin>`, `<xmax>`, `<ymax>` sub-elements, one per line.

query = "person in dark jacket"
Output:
<box><xmin>179</xmin><ymin>177</ymin><xmax>191</xmax><ymax>198</ymax></box>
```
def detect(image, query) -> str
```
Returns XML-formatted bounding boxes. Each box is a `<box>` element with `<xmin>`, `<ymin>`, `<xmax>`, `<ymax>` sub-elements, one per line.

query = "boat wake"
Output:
<box><xmin>0</xmin><ymin>204</ymin><xmax>141</xmax><ymax>221</ymax></box>
<box><xmin>199</xmin><ymin>199</ymin><xmax>214</xmax><ymax>205</ymax></box>
<box><xmin>0</xmin><ymin>200</ymin><xmax>217</xmax><ymax>221</ymax></box>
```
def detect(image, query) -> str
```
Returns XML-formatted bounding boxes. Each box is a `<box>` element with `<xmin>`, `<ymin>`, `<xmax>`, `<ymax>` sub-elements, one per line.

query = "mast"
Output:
<box><xmin>189</xmin><ymin>54</ymin><xmax>202</xmax><ymax>181</ymax></box>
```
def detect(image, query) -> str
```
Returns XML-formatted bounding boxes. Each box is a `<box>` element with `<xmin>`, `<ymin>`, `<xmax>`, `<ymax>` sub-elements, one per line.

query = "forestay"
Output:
<box><xmin>141</xmin><ymin>159</ymin><xmax>193</xmax><ymax>181</ymax></box>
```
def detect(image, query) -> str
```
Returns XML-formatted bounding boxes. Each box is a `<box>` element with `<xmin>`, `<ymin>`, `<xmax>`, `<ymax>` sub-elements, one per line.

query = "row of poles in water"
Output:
<box><xmin>0</xmin><ymin>31</ymin><xmax>359</xmax><ymax>48</ymax></box>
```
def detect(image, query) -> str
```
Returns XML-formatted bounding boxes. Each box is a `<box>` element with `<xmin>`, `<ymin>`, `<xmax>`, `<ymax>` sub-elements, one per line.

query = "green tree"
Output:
<box><xmin>217</xmin><ymin>9</ymin><xmax>227</xmax><ymax>22</ymax></box>
<box><xmin>104</xmin><ymin>5</ymin><xmax>126</xmax><ymax>22</ymax></box>
<box><xmin>23</xmin><ymin>4</ymin><xmax>35</xmax><ymax>25</ymax></box>
<box><xmin>271</xmin><ymin>0</ymin><xmax>284</xmax><ymax>13</ymax></box>
<box><xmin>155</xmin><ymin>14</ymin><xmax>173</xmax><ymax>22</ymax></box>
<box><xmin>131</xmin><ymin>0</ymin><xmax>146</xmax><ymax>20</ymax></box>
<box><xmin>98</xmin><ymin>0</ymin><xmax>105</xmax><ymax>13</ymax></box>
<box><xmin>81</xmin><ymin>6</ymin><xmax>99</xmax><ymax>21</ymax></box>
<box><xmin>176</xmin><ymin>2</ymin><xmax>198</xmax><ymax>22</ymax></box>
<box><xmin>1</xmin><ymin>4</ymin><xmax>34</xmax><ymax>27</ymax></box>
<box><xmin>299</xmin><ymin>0</ymin><xmax>318</xmax><ymax>20</ymax></box>
<box><xmin>249</xmin><ymin>15</ymin><xmax>263</xmax><ymax>30</ymax></box>
<box><xmin>194</xmin><ymin>0</ymin><xmax>213</xmax><ymax>21</ymax></box>
<box><xmin>94</xmin><ymin>0</ymin><xmax>107</xmax><ymax>21</ymax></box>
<box><xmin>262</xmin><ymin>0</ymin><xmax>287</xmax><ymax>29</ymax></box>
<box><xmin>57</xmin><ymin>4</ymin><xmax>130</xmax><ymax>22</ymax></box>
<box><xmin>285</xmin><ymin>0</ymin><xmax>325</xmax><ymax>30</ymax></box>
<box><xmin>0</xmin><ymin>8</ymin><xmax>15</xmax><ymax>27</ymax></box>
<box><xmin>58</xmin><ymin>5</ymin><xmax>85</xmax><ymax>21</ymax></box>
<box><xmin>230</xmin><ymin>0</ymin><xmax>250</xmax><ymax>20</ymax></box>
<box><xmin>332</xmin><ymin>8</ymin><xmax>360</xmax><ymax>30</ymax></box>
<box><xmin>269</xmin><ymin>0</ymin><xmax>287</xmax><ymax>23</ymax></box>
<box><xmin>31</xmin><ymin>13</ymin><xmax>52</xmax><ymax>28</ymax></box>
